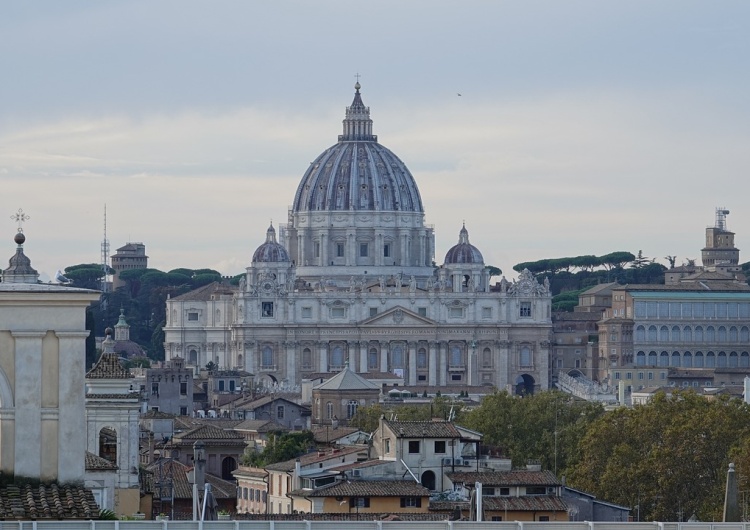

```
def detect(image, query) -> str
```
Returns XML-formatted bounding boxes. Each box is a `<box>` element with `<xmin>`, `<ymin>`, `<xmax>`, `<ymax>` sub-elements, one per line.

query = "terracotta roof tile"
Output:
<box><xmin>430</xmin><ymin>495</ymin><xmax>567</xmax><ymax>512</ymax></box>
<box><xmin>307</xmin><ymin>480</ymin><xmax>429</xmax><ymax>497</ymax></box>
<box><xmin>172</xmin><ymin>424</ymin><xmax>245</xmax><ymax>442</ymax></box>
<box><xmin>171</xmin><ymin>281</ymin><xmax>237</xmax><ymax>301</ymax></box>
<box><xmin>85</xmin><ymin>451</ymin><xmax>118</xmax><ymax>471</ymax></box>
<box><xmin>384</xmin><ymin>420</ymin><xmax>462</xmax><ymax>438</ymax></box>
<box><xmin>144</xmin><ymin>459</ymin><xmax>236</xmax><ymax>500</ymax></box>
<box><xmin>446</xmin><ymin>470</ymin><xmax>560</xmax><ymax>486</ymax></box>
<box><xmin>265</xmin><ymin>446</ymin><xmax>365</xmax><ymax>472</ymax></box>
<box><xmin>0</xmin><ymin>484</ymin><xmax>100</xmax><ymax>520</ymax></box>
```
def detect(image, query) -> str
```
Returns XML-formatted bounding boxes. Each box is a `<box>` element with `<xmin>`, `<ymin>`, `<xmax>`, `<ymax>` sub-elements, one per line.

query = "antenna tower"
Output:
<box><xmin>716</xmin><ymin>207</ymin><xmax>730</xmax><ymax>231</ymax></box>
<box><xmin>101</xmin><ymin>204</ymin><xmax>111</xmax><ymax>292</ymax></box>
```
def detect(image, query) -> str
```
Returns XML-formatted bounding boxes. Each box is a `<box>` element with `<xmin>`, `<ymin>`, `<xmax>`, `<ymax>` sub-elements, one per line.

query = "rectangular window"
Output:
<box><xmin>660</xmin><ymin>372</ymin><xmax>666</xmax><ymax>380</ymax></box>
<box><xmin>262</xmin><ymin>302</ymin><xmax>274</xmax><ymax>318</ymax></box>
<box><xmin>482</xmin><ymin>487</ymin><xmax>495</xmax><ymax>496</ymax></box>
<box><xmin>451</xmin><ymin>374</ymin><xmax>462</xmax><ymax>381</ymax></box>
<box><xmin>520</xmin><ymin>302</ymin><xmax>531</xmax><ymax>317</ymax></box>
<box><xmin>369</xmin><ymin>307</ymin><xmax>378</xmax><ymax>317</ymax></box>
<box><xmin>626</xmin><ymin>372</ymin><xmax>632</xmax><ymax>379</ymax></box>
<box><xmin>302</xmin><ymin>307</ymin><xmax>312</xmax><ymax>318</ymax></box>
<box><xmin>336</xmin><ymin>243</ymin><xmax>345</xmax><ymax>258</ymax></box>
<box><xmin>526</xmin><ymin>486</ymin><xmax>546</xmax><ymax>495</ymax></box>
<box><xmin>180</xmin><ymin>382</ymin><xmax>187</xmax><ymax>395</ymax></box>
<box><xmin>383</xmin><ymin>244</ymin><xmax>391</xmax><ymax>258</ymax></box>
<box><xmin>648</xmin><ymin>372</ymin><xmax>654</xmax><ymax>380</ymax></box>
<box><xmin>556</xmin><ymin>359</ymin><xmax>563</xmax><ymax>368</ymax></box>
<box><xmin>638</xmin><ymin>372</ymin><xmax>644</xmax><ymax>380</ymax></box>
<box><xmin>482</xmin><ymin>307</ymin><xmax>492</xmax><ymax>319</ymax></box>
<box><xmin>418</xmin><ymin>307</ymin><xmax>427</xmax><ymax>317</ymax></box>
<box><xmin>277</xmin><ymin>405</ymin><xmax>285</xmax><ymax>419</ymax></box>
<box><xmin>385</xmin><ymin>439</ymin><xmax>391</xmax><ymax>453</ymax></box>
<box><xmin>351</xmin><ymin>497</ymin><xmax>371</xmax><ymax>508</ymax></box>
<box><xmin>188</xmin><ymin>312</ymin><xmax>199</xmax><ymax>321</ymax></box>
<box><xmin>180</xmin><ymin>406</ymin><xmax>188</xmax><ymax>415</ymax></box>
<box><xmin>359</xmin><ymin>243</ymin><xmax>368</xmax><ymax>257</ymax></box>
<box><xmin>331</xmin><ymin>307</ymin><xmax>346</xmax><ymax>318</ymax></box>
<box><xmin>218</xmin><ymin>380</ymin><xmax>225</xmax><ymax>391</ymax></box>
<box><xmin>575</xmin><ymin>359</ymin><xmax>581</xmax><ymax>368</ymax></box>
<box><xmin>151</xmin><ymin>383</ymin><xmax>159</xmax><ymax>396</ymax></box>
<box><xmin>408</xmin><ymin>441</ymin><xmax>420</xmax><ymax>454</ymax></box>
<box><xmin>449</xmin><ymin>307</ymin><xmax>464</xmax><ymax>318</ymax></box>
<box><xmin>539</xmin><ymin>516</ymin><xmax>550</xmax><ymax>522</ymax></box>
<box><xmin>314</xmin><ymin>242</ymin><xmax>320</xmax><ymax>258</ymax></box>
<box><xmin>614</xmin><ymin>372</ymin><xmax>621</xmax><ymax>380</ymax></box>
<box><xmin>434</xmin><ymin>441</ymin><xmax>446</xmax><ymax>454</ymax></box>
<box><xmin>499</xmin><ymin>487</ymin><xmax>510</xmax><ymax>496</ymax></box>
<box><xmin>400</xmin><ymin>497</ymin><xmax>422</xmax><ymax>508</ymax></box>
<box><xmin>492</xmin><ymin>517</ymin><xmax>503</xmax><ymax>522</ymax></box>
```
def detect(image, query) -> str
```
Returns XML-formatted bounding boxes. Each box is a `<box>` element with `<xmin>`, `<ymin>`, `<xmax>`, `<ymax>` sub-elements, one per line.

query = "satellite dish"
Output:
<box><xmin>54</xmin><ymin>270</ymin><xmax>72</xmax><ymax>284</ymax></box>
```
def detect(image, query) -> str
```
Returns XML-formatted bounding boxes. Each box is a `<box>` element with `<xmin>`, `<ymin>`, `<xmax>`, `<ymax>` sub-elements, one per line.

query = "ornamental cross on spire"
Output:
<box><xmin>10</xmin><ymin>208</ymin><xmax>30</xmax><ymax>233</ymax></box>
<box><xmin>354</xmin><ymin>72</ymin><xmax>361</xmax><ymax>83</ymax></box>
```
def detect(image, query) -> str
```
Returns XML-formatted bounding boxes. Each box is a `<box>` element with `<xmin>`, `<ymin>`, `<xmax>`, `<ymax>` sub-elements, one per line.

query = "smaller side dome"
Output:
<box><xmin>444</xmin><ymin>224</ymin><xmax>484</xmax><ymax>265</ymax></box>
<box><xmin>252</xmin><ymin>223</ymin><xmax>291</xmax><ymax>263</ymax></box>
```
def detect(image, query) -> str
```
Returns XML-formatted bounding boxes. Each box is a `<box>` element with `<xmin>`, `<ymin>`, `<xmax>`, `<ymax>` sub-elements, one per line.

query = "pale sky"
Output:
<box><xmin>1</xmin><ymin>1</ymin><xmax>749</xmax><ymax>281</ymax></box>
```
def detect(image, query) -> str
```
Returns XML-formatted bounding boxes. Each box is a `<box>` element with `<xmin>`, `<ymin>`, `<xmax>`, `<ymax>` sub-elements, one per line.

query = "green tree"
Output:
<box><xmin>486</xmin><ymin>266</ymin><xmax>502</xmax><ymax>279</ymax></box>
<box><xmin>242</xmin><ymin>431</ymin><xmax>315</xmax><ymax>467</ymax></box>
<box><xmin>569</xmin><ymin>391</ymin><xmax>750</xmax><ymax>521</ymax></box>
<box><xmin>463</xmin><ymin>390</ymin><xmax>603</xmax><ymax>470</ymax></box>
<box><xmin>65</xmin><ymin>263</ymin><xmax>111</xmax><ymax>290</ymax></box>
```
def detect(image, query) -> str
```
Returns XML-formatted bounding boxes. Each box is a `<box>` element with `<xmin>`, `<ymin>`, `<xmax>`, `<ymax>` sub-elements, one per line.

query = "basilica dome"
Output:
<box><xmin>252</xmin><ymin>224</ymin><xmax>290</xmax><ymax>263</ymax></box>
<box><xmin>444</xmin><ymin>224</ymin><xmax>484</xmax><ymax>265</ymax></box>
<box><xmin>291</xmin><ymin>83</ymin><xmax>424</xmax><ymax>213</ymax></box>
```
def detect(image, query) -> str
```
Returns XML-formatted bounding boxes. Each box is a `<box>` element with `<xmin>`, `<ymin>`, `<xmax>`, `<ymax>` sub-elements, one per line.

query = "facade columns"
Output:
<box><xmin>285</xmin><ymin>341</ymin><xmax>297</xmax><ymax>384</ymax></box>
<box><xmin>347</xmin><ymin>341</ymin><xmax>358</xmax><ymax>372</ymax></box>
<box><xmin>428</xmin><ymin>341</ymin><xmax>438</xmax><ymax>386</ymax></box>
<box><xmin>359</xmin><ymin>342</ymin><xmax>369</xmax><ymax>373</ymax></box>
<box><xmin>380</xmin><ymin>341</ymin><xmax>389</xmax><ymax>373</ymax></box>
<box><xmin>438</xmin><ymin>341</ymin><xmax>447</xmax><ymax>386</ymax></box>
<box><xmin>319</xmin><ymin>342</ymin><xmax>328</xmax><ymax>372</ymax></box>
<box><xmin>408</xmin><ymin>342</ymin><xmax>417</xmax><ymax>386</ymax></box>
<box><xmin>55</xmin><ymin>331</ymin><xmax>89</xmax><ymax>483</ymax></box>
<box><xmin>245</xmin><ymin>341</ymin><xmax>255</xmax><ymax>374</ymax></box>
<box><xmin>11</xmin><ymin>331</ymin><xmax>45</xmax><ymax>479</ymax></box>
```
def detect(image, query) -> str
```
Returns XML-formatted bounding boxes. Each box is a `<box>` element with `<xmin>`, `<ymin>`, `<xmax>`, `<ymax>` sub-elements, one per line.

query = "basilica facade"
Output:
<box><xmin>163</xmin><ymin>83</ymin><xmax>552</xmax><ymax>393</ymax></box>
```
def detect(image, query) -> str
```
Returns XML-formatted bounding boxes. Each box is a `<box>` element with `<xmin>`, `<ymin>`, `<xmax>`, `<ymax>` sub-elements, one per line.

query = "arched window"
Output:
<box><xmin>659</xmin><ymin>351</ymin><xmax>669</xmax><ymax>367</ymax></box>
<box><xmin>694</xmin><ymin>351</ymin><xmax>704</xmax><ymax>367</ymax></box>
<box><xmin>347</xmin><ymin>400</ymin><xmax>358</xmax><ymax>419</ymax></box>
<box><xmin>671</xmin><ymin>326</ymin><xmax>680</xmax><ymax>342</ymax></box>
<box><xmin>706</xmin><ymin>327</ymin><xmax>715</xmax><ymax>342</ymax></box>
<box><xmin>99</xmin><ymin>427</ymin><xmax>117</xmax><ymax>464</ymax></box>
<box><xmin>237</xmin><ymin>354</ymin><xmax>243</xmax><ymax>368</ymax></box>
<box><xmin>326</xmin><ymin>401</ymin><xmax>333</xmax><ymax>419</ymax></box>
<box><xmin>222</xmin><ymin>457</ymin><xmax>237</xmax><ymax>480</ymax></box>
<box><xmin>262</xmin><ymin>346</ymin><xmax>274</xmax><ymax>369</ymax></box>
<box><xmin>648</xmin><ymin>351</ymin><xmax>657</xmax><ymax>366</ymax></box>
<box><xmin>421</xmin><ymin>470</ymin><xmax>436</xmax><ymax>491</ymax></box>
<box><xmin>636</xmin><ymin>326</ymin><xmax>646</xmax><ymax>341</ymax></box>
<box><xmin>520</xmin><ymin>346</ymin><xmax>532</xmax><ymax>367</ymax></box>
<box><xmin>302</xmin><ymin>348</ymin><xmax>312</xmax><ymax>369</ymax></box>
<box><xmin>330</xmin><ymin>345</ymin><xmax>345</xmax><ymax>370</ymax></box>
<box><xmin>717</xmin><ymin>352</ymin><xmax>727</xmax><ymax>368</ymax></box>
<box><xmin>368</xmin><ymin>348</ymin><xmax>378</xmax><ymax>369</ymax></box>
<box><xmin>391</xmin><ymin>345</ymin><xmax>404</xmax><ymax>368</ymax></box>
<box><xmin>741</xmin><ymin>352</ymin><xmax>750</xmax><ymax>368</ymax></box>
<box><xmin>695</xmin><ymin>326</ymin><xmax>704</xmax><ymax>342</ymax></box>
<box><xmin>730</xmin><ymin>327</ymin><xmax>738</xmax><ymax>342</ymax></box>
<box><xmin>636</xmin><ymin>351</ymin><xmax>646</xmax><ymax>366</ymax></box>
<box><xmin>671</xmin><ymin>352</ymin><xmax>680</xmax><ymax>367</ymax></box>
<box><xmin>718</xmin><ymin>327</ymin><xmax>727</xmax><ymax>342</ymax></box>
<box><xmin>683</xmin><ymin>351</ymin><xmax>692</xmax><ymax>367</ymax></box>
<box><xmin>450</xmin><ymin>345</ymin><xmax>463</xmax><ymax>367</ymax></box>
<box><xmin>482</xmin><ymin>348</ymin><xmax>492</xmax><ymax>368</ymax></box>
<box><xmin>189</xmin><ymin>348</ymin><xmax>198</xmax><ymax>365</ymax></box>
<box><xmin>648</xmin><ymin>326</ymin><xmax>657</xmax><ymax>342</ymax></box>
<box><xmin>683</xmin><ymin>326</ymin><xmax>692</xmax><ymax>342</ymax></box>
<box><xmin>706</xmin><ymin>351</ymin><xmax>716</xmax><ymax>368</ymax></box>
<box><xmin>417</xmin><ymin>348</ymin><xmax>427</xmax><ymax>368</ymax></box>
<box><xmin>741</xmin><ymin>327</ymin><xmax>750</xmax><ymax>342</ymax></box>
<box><xmin>660</xmin><ymin>326</ymin><xmax>669</xmax><ymax>342</ymax></box>
<box><xmin>729</xmin><ymin>352</ymin><xmax>738</xmax><ymax>368</ymax></box>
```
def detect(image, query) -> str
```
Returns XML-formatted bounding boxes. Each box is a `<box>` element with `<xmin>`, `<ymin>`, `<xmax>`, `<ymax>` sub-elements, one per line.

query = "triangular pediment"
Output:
<box><xmin>360</xmin><ymin>305</ymin><xmax>436</xmax><ymax>326</ymax></box>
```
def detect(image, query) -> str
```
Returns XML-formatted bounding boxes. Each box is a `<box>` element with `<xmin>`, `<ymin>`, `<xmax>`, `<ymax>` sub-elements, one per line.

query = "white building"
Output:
<box><xmin>164</xmin><ymin>83</ymin><xmax>552</xmax><ymax>394</ymax></box>
<box><xmin>0</xmin><ymin>229</ymin><xmax>100</xmax><ymax>483</ymax></box>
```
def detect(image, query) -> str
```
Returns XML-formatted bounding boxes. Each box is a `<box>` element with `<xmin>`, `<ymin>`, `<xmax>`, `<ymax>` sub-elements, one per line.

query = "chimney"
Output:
<box><xmin>148</xmin><ymin>431</ymin><xmax>155</xmax><ymax>465</ymax></box>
